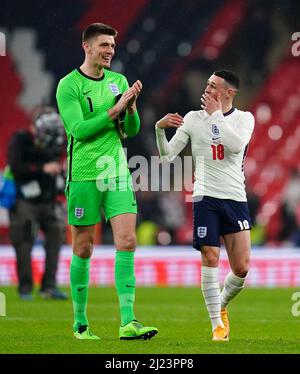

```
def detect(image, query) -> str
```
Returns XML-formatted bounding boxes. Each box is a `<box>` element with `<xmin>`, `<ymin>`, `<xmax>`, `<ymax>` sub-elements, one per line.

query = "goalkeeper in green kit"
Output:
<box><xmin>56</xmin><ymin>23</ymin><xmax>158</xmax><ymax>340</ymax></box>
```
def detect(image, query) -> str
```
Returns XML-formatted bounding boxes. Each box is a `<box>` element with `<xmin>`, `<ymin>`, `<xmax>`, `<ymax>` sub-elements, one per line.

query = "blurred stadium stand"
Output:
<box><xmin>0</xmin><ymin>0</ymin><xmax>300</xmax><ymax>247</ymax></box>
<box><xmin>157</xmin><ymin>0</ymin><xmax>247</xmax><ymax>103</ymax></box>
<box><xmin>78</xmin><ymin>0</ymin><xmax>148</xmax><ymax>42</ymax></box>
<box><xmin>1</xmin><ymin>245</ymin><xmax>300</xmax><ymax>287</ymax></box>
<box><xmin>247</xmin><ymin>56</ymin><xmax>300</xmax><ymax>242</ymax></box>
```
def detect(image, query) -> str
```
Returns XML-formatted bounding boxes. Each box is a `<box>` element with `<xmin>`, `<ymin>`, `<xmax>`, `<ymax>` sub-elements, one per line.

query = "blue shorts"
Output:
<box><xmin>193</xmin><ymin>196</ymin><xmax>251</xmax><ymax>250</ymax></box>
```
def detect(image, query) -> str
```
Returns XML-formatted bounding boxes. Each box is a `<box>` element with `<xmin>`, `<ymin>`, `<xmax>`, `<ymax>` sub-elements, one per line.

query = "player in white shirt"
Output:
<box><xmin>155</xmin><ymin>70</ymin><xmax>255</xmax><ymax>341</ymax></box>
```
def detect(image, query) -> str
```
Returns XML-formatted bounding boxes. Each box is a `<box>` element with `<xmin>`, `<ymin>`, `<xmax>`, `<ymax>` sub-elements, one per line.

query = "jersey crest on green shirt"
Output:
<box><xmin>109</xmin><ymin>83</ymin><xmax>120</xmax><ymax>96</ymax></box>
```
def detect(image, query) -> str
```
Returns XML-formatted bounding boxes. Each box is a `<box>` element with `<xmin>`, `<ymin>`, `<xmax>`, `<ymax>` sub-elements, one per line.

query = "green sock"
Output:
<box><xmin>70</xmin><ymin>254</ymin><xmax>90</xmax><ymax>331</ymax></box>
<box><xmin>115</xmin><ymin>251</ymin><xmax>136</xmax><ymax>326</ymax></box>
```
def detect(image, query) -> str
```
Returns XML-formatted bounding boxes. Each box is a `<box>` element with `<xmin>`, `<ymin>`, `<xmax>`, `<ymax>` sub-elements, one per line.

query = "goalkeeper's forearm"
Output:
<box><xmin>69</xmin><ymin>112</ymin><xmax>112</xmax><ymax>141</ymax></box>
<box><xmin>69</xmin><ymin>102</ymin><xmax>127</xmax><ymax>141</ymax></box>
<box><xmin>124</xmin><ymin>110</ymin><xmax>140</xmax><ymax>137</ymax></box>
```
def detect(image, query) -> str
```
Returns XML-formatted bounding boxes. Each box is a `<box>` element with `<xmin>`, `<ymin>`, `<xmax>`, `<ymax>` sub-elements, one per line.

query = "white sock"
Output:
<box><xmin>221</xmin><ymin>271</ymin><xmax>247</xmax><ymax>310</ymax></box>
<box><xmin>201</xmin><ymin>266</ymin><xmax>224</xmax><ymax>331</ymax></box>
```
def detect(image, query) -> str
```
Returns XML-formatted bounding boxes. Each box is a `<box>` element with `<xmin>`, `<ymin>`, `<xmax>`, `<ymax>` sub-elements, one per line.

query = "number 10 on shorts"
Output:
<box><xmin>238</xmin><ymin>220</ymin><xmax>249</xmax><ymax>230</ymax></box>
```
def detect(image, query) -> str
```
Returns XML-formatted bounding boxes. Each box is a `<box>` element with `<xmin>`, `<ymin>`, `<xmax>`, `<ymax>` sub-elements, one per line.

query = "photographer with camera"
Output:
<box><xmin>7</xmin><ymin>106</ymin><xmax>67</xmax><ymax>300</ymax></box>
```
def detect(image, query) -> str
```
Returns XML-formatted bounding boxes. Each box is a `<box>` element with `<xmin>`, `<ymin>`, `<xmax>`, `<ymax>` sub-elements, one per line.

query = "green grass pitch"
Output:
<box><xmin>0</xmin><ymin>286</ymin><xmax>299</xmax><ymax>354</ymax></box>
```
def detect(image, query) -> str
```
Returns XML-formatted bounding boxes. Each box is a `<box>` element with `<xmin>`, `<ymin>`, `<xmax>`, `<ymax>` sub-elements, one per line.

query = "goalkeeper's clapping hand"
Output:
<box><xmin>109</xmin><ymin>80</ymin><xmax>142</xmax><ymax>120</ymax></box>
<box><xmin>126</xmin><ymin>80</ymin><xmax>142</xmax><ymax>112</ymax></box>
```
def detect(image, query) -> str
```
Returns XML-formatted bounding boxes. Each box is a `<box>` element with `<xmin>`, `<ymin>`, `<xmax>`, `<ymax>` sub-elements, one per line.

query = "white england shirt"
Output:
<box><xmin>155</xmin><ymin>108</ymin><xmax>255</xmax><ymax>202</ymax></box>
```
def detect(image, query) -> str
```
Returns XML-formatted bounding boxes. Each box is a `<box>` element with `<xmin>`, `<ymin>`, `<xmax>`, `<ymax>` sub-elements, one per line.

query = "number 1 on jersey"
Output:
<box><xmin>87</xmin><ymin>97</ymin><xmax>93</xmax><ymax>112</ymax></box>
<box><xmin>211</xmin><ymin>144</ymin><xmax>224</xmax><ymax>160</ymax></box>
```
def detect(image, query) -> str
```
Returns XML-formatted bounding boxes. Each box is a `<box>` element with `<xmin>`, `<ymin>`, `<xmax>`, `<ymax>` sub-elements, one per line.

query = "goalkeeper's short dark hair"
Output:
<box><xmin>82</xmin><ymin>23</ymin><xmax>118</xmax><ymax>43</ymax></box>
<box><xmin>213</xmin><ymin>70</ymin><xmax>240</xmax><ymax>89</ymax></box>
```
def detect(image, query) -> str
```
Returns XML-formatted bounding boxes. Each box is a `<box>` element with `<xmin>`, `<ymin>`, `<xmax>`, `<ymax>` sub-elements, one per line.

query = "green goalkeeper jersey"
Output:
<box><xmin>56</xmin><ymin>68</ymin><xmax>140</xmax><ymax>182</ymax></box>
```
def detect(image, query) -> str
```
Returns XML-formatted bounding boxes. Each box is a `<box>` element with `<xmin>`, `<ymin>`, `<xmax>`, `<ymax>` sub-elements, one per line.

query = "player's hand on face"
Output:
<box><xmin>156</xmin><ymin>113</ymin><xmax>184</xmax><ymax>129</ymax></box>
<box><xmin>201</xmin><ymin>93</ymin><xmax>222</xmax><ymax>115</ymax></box>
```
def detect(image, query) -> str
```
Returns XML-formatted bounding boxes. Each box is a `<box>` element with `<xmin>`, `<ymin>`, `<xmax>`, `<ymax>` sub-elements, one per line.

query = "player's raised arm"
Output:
<box><xmin>126</xmin><ymin>80</ymin><xmax>142</xmax><ymax>114</ymax></box>
<box><xmin>123</xmin><ymin>80</ymin><xmax>142</xmax><ymax>137</ymax></box>
<box><xmin>56</xmin><ymin>79</ymin><xmax>135</xmax><ymax>141</ymax></box>
<box><xmin>155</xmin><ymin>112</ymin><xmax>189</xmax><ymax>162</ymax></box>
<box><xmin>208</xmin><ymin>109</ymin><xmax>254</xmax><ymax>153</ymax></box>
<box><xmin>201</xmin><ymin>92</ymin><xmax>254</xmax><ymax>153</ymax></box>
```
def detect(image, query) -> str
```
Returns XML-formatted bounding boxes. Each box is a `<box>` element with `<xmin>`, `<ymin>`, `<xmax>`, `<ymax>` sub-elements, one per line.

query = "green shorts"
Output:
<box><xmin>66</xmin><ymin>175</ymin><xmax>137</xmax><ymax>226</ymax></box>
